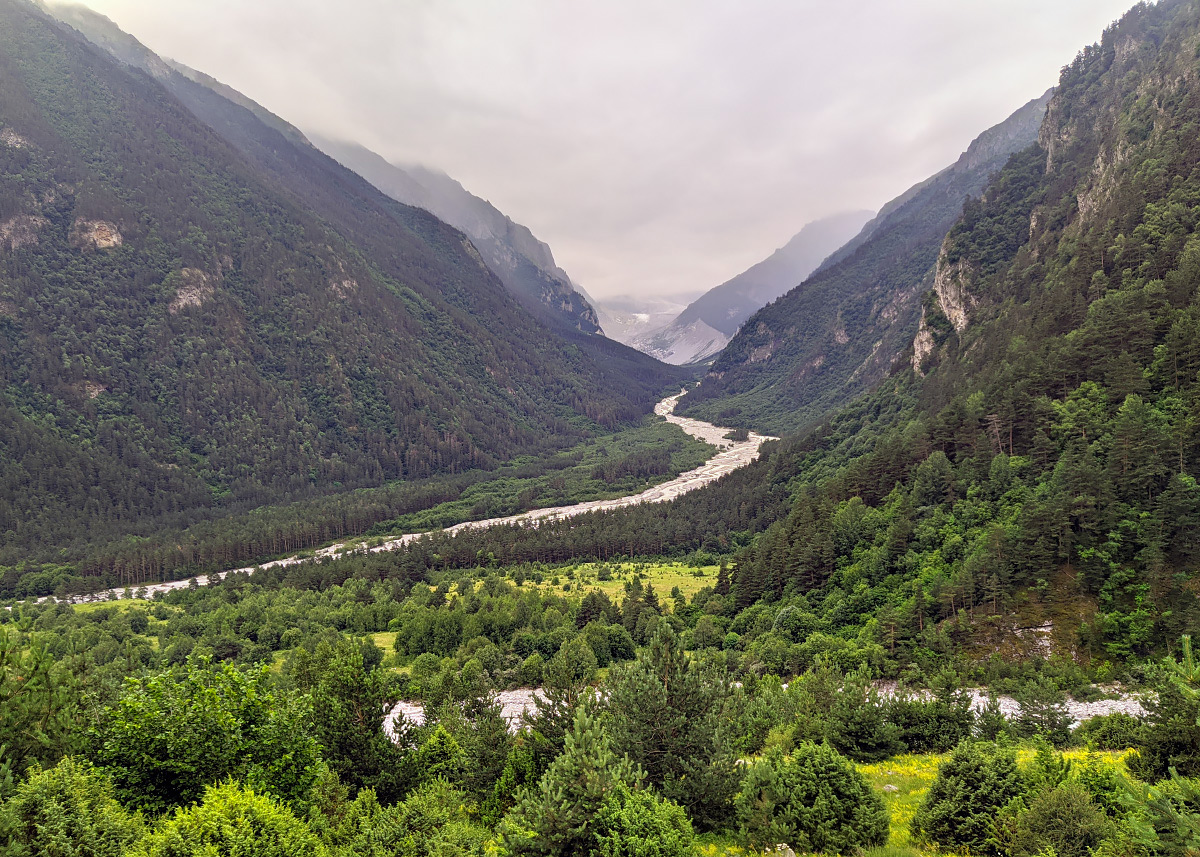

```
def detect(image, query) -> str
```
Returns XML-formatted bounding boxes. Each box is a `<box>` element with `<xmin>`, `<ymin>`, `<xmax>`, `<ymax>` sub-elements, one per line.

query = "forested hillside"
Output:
<box><xmin>679</xmin><ymin>90</ymin><xmax>1052</xmax><ymax>435</ymax></box>
<box><xmin>365</xmin><ymin>0</ymin><xmax>1200</xmax><ymax>666</ymax></box>
<box><xmin>0</xmin><ymin>2</ymin><xmax>681</xmax><ymax>572</ymax></box>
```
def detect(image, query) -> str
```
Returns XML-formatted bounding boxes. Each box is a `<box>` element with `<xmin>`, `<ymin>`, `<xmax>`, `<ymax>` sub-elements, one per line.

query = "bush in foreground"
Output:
<box><xmin>911</xmin><ymin>740</ymin><xmax>1025</xmax><ymax>853</ymax></box>
<box><xmin>0</xmin><ymin>757</ymin><xmax>142</xmax><ymax>857</ymax></box>
<box><xmin>497</xmin><ymin>707</ymin><xmax>693</xmax><ymax>857</ymax></box>
<box><xmin>125</xmin><ymin>781</ymin><xmax>323</xmax><ymax>857</ymax></box>
<box><xmin>736</xmin><ymin>743</ymin><xmax>888</xmax><ymax>854</ymax></box>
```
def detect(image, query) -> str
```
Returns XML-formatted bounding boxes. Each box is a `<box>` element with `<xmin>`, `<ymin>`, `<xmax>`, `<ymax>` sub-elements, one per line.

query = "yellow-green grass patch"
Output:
<box><xmin>520</xmin><ymin>561</ymin><xmax>718</xmax><ymax>607</ymax></box>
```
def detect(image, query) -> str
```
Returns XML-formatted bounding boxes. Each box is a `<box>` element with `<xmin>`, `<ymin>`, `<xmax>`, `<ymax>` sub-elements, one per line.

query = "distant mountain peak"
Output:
<box><xmin>621</xmin><ymin>210</ymin><xmax>874</xmax><ymax>365</ymax></box>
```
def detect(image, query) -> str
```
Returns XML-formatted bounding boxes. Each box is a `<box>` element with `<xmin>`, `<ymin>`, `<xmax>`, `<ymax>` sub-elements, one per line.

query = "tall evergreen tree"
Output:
<box><xmin>604</xmin><ymin>624</ymin><xmax>741</xmax><ymax>830</ymax></box>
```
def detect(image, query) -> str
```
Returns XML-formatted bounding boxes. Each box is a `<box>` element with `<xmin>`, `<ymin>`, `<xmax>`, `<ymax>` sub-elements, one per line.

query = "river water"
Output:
<box><xmin>52</xmin><ymin>390</ymin><xmax>775</xmax><ymax>604</ymax></box>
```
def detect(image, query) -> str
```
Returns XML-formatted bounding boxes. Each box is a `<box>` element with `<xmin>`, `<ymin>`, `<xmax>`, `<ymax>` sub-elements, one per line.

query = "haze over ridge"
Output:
<box><xmin>64</xmin><ymin>0</ymin><xmax>1134</xmax><ymax>300</ymax></box>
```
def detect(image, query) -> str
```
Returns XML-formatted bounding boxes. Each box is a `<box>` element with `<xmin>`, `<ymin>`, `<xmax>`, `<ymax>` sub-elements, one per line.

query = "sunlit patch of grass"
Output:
<box><xmin>1015</xmin><ymin>746</ymin><xmax>1133</xmax><ymax>772</ymax></box>
<box><xmin>694</xmin><ymin>833</ymin><xmax>745</xmax><ymax>856</ymax></box>
<box><xmin>370</xmin><ymin>631</ymin><xmax>397</xmax><ymax>652</ymax></box>
<box><xmin>525</xmin><ymin>561</ymin><xmax>718</xmax><ymax>607</ymax></box>
<box><xmin>858</xmin><ymin>753</ymin><xmax>945</xmax><ymax>853</ymax></box>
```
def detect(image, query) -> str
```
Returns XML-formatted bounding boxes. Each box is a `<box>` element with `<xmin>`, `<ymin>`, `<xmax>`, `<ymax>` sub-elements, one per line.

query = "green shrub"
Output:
<box><xmin>0</xmin><ymin>757</ymin><xmax>142</xmax><ymax>857</ymax></box>
<box><xmin>1009</xmin><ymin>781</ymin><xmax>1115</xmax><ymax>857</ymax></box>
<box><xmin>592</xmin><ymin>784</ymin><xmax>694</xmax><ymax>857</ymax></box>
<box><xmin>126</xmin><ymin>781</ymin><xmax>324</xmax><ymax>857</ymax></box>
<box><xmin>498</xmin><ymin>708</ymin><xmax>645</xmax><ymax>856</ymax></box>
<box><xmin>1074</xmin><ymin>711</ymin><xmax>1144</xmax><ymax>750</ymax></box>
<box><xmin>824</xmin><ymin>667</ymin><xmax>903</xmax><ymax>762</ymax></box>
<box><xmin>887</xmin><ymin>689</ymin><xmax>974</xmax><ymax>754</ymax></box>
<box><xmin>911</xmin><ymin>740</ymin><xmax>1026</xmax><ymax>853</ymax></box>
<box><xmin>1130</xmin><ymin>681</ymin><xmax>1200</xmax><ymax>782</ymax></box>
<box><xmin>735</xmin><ymin>743</ymin><xmax>888</xmax><ymax>854</ymax></box>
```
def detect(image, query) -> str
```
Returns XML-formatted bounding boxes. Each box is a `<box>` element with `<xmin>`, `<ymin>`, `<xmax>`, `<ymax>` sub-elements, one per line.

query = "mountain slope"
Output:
<box><xmin>637</xmin><ymin>211</ymin><xmax>873</xmax><ymax>365</ymax></box>
<box><xmin>0</xmin><ymin>0</ymin><xmax>679</xmax><ymax>567</ymax></box>
<box><xmin>679</xmin><ymin>90</ymin><xmax>1053</xmax><ymax>434</ymax></box>
<box><xmin>310</xmin><ymin>136</ymin><xmax>602</xmax><ymax>335</ymax></box>
<box><xmin>417</xmin><ymin>0</ymin><xmax>1200</xmax><ymax>662</ymax></box>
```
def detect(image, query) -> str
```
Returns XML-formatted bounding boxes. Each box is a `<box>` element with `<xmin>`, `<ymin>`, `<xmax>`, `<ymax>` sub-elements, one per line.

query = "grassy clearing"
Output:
<box><xmin>517</xmin><ymin>561</ymin><xmax>720</xmax><ymax>606</ymax></box>
<box><xmin>859</xmin><ymin>754</ymin><xmax>944</xmax><ymax>853</ymax></box>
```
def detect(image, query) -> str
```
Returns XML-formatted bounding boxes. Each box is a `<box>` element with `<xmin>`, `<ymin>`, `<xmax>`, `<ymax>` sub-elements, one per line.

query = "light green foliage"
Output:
<box><xmin>96</xmin><ymin>658</ymin><xmax>320</xmax><ymax>814</ymax></box>
<box><xmin>912</xmin><ymin>740</ymin><xmax>1026</xmax><ymax>853</ymax></box>
<box><xmin>0</xmin><ymin>757</ymin><xmax>142</xmax><ymax>857</ymax></box>
<box><xmin>735</xmin><ymin>743</ymin><xmax>888</xmax><ymax>854</ymax></box>
<box><xmin>0</xmin><ymin>625</ymin><xmax>80</xmax><ymax>780</ymax></box>
<box><xmin>604</xmin><ymin>624</ymin><xmax>740</xmax><ymax>830</ymax></box>
<box><xmin>125</xmin><ymin>781</ymin><xmax>325</xmax><ymax>857</ymax></box>
<box><xmin>592</xmin><ymin>784</ymin><xmax>694</xmax><ymax>857</ymax></box>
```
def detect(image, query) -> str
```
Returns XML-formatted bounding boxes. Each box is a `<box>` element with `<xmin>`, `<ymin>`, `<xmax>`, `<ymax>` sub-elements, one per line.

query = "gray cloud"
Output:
<box><xmin>77</xmin><ymin>0</ymin><xmax>1134</xmax><ymax>299</ymax></box>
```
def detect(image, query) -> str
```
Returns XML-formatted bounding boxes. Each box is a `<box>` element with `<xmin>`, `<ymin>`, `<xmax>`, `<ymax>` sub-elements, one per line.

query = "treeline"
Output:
<box><xmin>0</xmin><ymin>417</ymin><xmax>711</xmax><ymax>598</ymax></box>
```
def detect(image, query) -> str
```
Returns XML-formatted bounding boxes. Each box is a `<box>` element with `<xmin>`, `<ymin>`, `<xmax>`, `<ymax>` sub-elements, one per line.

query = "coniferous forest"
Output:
<box><xmin>9</xmin><ymin>0</ymin><xmax>1200</xmax><ymax>855</ymax></box>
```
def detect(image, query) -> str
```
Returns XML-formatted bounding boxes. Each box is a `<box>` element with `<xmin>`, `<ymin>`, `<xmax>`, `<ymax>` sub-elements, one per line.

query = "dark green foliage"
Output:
<box><xmin>887</xmin><ymin>682</ymin><xmax>976</xmax><ymax>754</ymax></box>
<box><xmin>1009</xmin><ymin>781</ymin><xmax>1115</xmax><ymax>857</ymax></box>
<box><xmin>604</xmin><ymin>624</ymin><xmax>740</xmax><ymax>830</ymax></box>
<box><xmin>0</xmin><ymin>757</ymin><xmax>142</xmax><ymax>857</ymax></box>
<box><xmin>1076</xmin><ymin>711</ymin><xmax>1144</xmax><ymax>750</ymax></box>
<box><xmin>1121</xmin><ymin>772</ymin><xmax>1200</xmax><ymax>857</ymax></box>
<box><xmin>735</xmin><ymin>743</ymin><xmax>888</xmax><ymax>854</ymax></box>
<box><xmin>0</xmin><ymin>624</ymin><xmax>80</xmax><ymax>780</ymax></box>
<box><xmin>523</xmin><ymin>635</ymin><xmax>598</xmax><ymax>774</ymax></box>
<box><xmin>679</xmin><ymin>93</ymin><xmax>1050</xmax><ymax>435</ymax></box>
<box><xmin>95</xmin><ymin>658</ymin><xmax>321</xmax><ymax>814</ymax></box>
<box><xmin>124</xmin><ymin>781</ymin><xmax>324</xmax><ymax>857</ymax></box>
<box><xmin>1015</xmin><ymin>675</ymin><xmax>1074</xmax><ymax>747</ymax></box>
<box><xmin>912</xmin><ymin>740</ymin><xmax>1026</xmax><ymax>853</ymax></box>
<box><xmin>0</xmin><ymin>1</ymin><xmax>681</xmax><ymax>593</ymax></box>
<box><xmin>1130</xmin><ymin>650</ymin><xmax>1200</xmax><ymax>782</ymax></box>
<box><xmin>285</xmin><ymin>638</ymin><xmax>409</xmax><ymax>803</ymax></box>
<box><xmin>824</xmin><ymin>667</ymin><xmax>903</xmax><ymax>762</ymax></box>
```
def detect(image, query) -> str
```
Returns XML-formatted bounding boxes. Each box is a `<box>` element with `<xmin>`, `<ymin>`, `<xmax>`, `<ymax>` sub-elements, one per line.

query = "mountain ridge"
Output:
<box><xmin>678</xmin><ymin>89</ymin><xmax>1054</xmax><ymax>434</ymax></box>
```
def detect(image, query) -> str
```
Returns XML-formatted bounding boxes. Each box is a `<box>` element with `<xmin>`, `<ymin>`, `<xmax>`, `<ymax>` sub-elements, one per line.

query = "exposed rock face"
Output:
<box><xmin>931</xmin><ymin>254</ymin><xmax>974</xmax><ymax>334</ymax></box>
<box><xmin>0</xmin><ymin>215</ymin><xmax>49</xmax><ymax>250</ymax></box>
<box><xmin>167</xmin><ymin>268</ymin><xmax>215</xmax><ymax>313</ymax></box>
<box><xmin>70</xmin><ymin>219</ymin><xmax>122</xmax><ymax>249</ymax></box>
<box><xmin>678</xmin><ymin>90</ymin><xmax>1052</xmax><ymax>435</ymax></box>
<box><xmin>911</xmin><ymin>309</ymin><xmax>935</xmax><ymax>373</ymax></box>
<box><xmin>0</xmin><ymin>128</ymin><xmax>28</xmax><ymax>148</ymax></box>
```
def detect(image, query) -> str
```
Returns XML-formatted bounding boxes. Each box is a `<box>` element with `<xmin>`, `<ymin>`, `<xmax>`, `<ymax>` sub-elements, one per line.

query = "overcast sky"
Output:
<box><xmin>74</xmin><ymin>0</ymin><xmax>1135</xmax><ymax>301</ymax></box>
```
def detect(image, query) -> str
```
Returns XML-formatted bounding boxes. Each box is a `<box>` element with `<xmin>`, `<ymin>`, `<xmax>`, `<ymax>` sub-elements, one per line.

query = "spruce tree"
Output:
<box><xmin>496</xmin><ymin>708</ymin><xmax>641</xmax><ymax>856</ymax></box>
<box><xmin>604</xmin><ymin>624</ymin><xmax>740</xmax><ymax>830</ymax></box>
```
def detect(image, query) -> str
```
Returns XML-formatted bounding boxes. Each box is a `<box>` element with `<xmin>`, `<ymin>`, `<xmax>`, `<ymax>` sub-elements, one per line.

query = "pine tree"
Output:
<box><xmin>604</xmin><ymin>624</ymin><xmax>740</xmax><ymax>830</ymax></box>
<box><xmin>497</xmin><ymin>708</ymin><xmax>641</xmax><ymax>856</ymax></box>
